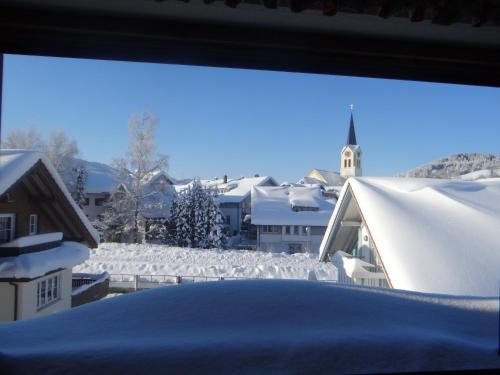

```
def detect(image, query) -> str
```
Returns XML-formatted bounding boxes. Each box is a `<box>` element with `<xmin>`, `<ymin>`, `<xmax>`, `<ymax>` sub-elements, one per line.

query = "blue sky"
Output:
<box><xmin>2</xmin><ymin>54</ymin><xmax>499</xmax><ymax>182</ymax></box>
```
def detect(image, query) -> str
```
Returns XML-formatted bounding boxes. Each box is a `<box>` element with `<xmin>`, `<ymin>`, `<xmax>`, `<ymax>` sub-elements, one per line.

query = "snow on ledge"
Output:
<box><xmin>0</xmin><ymin>241</ymin><xmax>89</xmax><ymax>279</ymax></box>
<box><xmin>0</xmin><ymin>232</ymin><xmax>63</xmax><ymax>248</ymax></box>
<box><xmin>0</xmin><ymin>281</ymin><xmax>498</xmax><ymax>373</ymax></box>
<box><xmin>72</xmin><ymin>272</ymin><xmax>109</xmax><ymax>296</ymax></box>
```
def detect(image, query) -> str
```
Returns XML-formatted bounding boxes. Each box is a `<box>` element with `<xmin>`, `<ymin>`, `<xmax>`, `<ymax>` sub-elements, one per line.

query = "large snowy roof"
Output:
<box><xmin>320</xmin><ymin>177</ymin><xmax>500</xmax><ymax>297</ymax></box>
<box><xmin>302</xmin><ymin>169</ymin><xmax>344</xmax><ymax>187</ymax></box>
<box><xmin>177</xmin><ymin>176</ymin><xmax>277</xmax><ymax>203</ymax></box>
<box><xmin>72</xmin><ymin>159</ymin><xmax>121</xmax><ymax>194</ymax></box>
<box><xmin>0</xmin><ymin>281</ymin><xmax>498</xmax><ymax>373</ymax></box>
<box><xmin>251</xmin><ymin>186</ymin><xmax>335</xmax><ymax>226</ymax></box>
<box><xmin>0</xmin><ymin>149</ymin><xmax>100</xmax><ymax>246</ymax></box>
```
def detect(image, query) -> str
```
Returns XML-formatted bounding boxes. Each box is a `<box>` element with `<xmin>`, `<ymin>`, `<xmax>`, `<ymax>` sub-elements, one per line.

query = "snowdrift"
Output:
<box><xmin>75</xmin><ymin>243</ymin><xmax>337</xmax><ymax>281</ymax></box>
<box><xmin>0</xmin><ymin>281</ymin><xmax>498</xmax><ymax>374</ymax></box>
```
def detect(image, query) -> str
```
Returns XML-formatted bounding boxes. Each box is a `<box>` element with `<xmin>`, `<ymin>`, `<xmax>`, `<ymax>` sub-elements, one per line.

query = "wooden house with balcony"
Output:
<box><xmin>0</xmin><ymin>149</ymin><xmax>100</xmax><ymax>322</ymax></box>
<box><xmin>319</xmin><ymin>177</ymin><xmax>500</xmax><ymax>297</ymax></box>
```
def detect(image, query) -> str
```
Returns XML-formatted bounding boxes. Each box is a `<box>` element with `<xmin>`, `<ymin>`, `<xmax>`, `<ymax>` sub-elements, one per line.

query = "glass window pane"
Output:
<box><xmin>41</xmin><ymin>281</ymin><xmax>46</xmax><ymax>305</ymax></box>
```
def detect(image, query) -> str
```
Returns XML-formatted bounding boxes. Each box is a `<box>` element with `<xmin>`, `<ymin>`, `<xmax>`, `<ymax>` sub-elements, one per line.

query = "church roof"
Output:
<box><xmin>346</xmin><ymin>113</ymin><xmax>357</xmax><ymax>145</ymax></box>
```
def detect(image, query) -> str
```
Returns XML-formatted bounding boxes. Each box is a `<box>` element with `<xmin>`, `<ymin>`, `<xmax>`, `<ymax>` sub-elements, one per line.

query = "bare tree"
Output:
<box><xmin>1</xmin><ymin>127</ymin><xmax>79</xmax><ymax>175</ymax></box>
<box><xmin>44</xmin><ymin>130</ymin><xmax>79</xmax><ymax>175</ymax></box>
<box><xmin>1</xmin><ymin>126</ymin><xmax>44</xmax><ymax>150</ymax></box>
<box><xmin>111</xmin><ymin>112</ymin><xmax>169</xmax><ymax>243</ymax></box>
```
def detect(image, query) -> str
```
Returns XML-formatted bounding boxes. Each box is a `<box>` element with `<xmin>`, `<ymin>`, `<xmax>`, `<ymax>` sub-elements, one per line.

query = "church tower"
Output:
<box><xmin>340</xmin><ymin>107</ymin><xmax>362</xmax><ymax>178</ymax></box>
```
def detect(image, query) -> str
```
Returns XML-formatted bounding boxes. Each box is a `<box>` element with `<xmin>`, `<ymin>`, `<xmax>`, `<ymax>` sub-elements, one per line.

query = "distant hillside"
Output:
<box><xmin>400</xmin><ymin>153</ymin><xmax>500</xmax><ymax>180</ymax></box>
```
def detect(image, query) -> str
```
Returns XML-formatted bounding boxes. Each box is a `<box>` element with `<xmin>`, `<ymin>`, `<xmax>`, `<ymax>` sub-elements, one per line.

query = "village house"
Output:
<box><xmin>318</xmin><ymin>177</ymin><xmax>500</xmax><ymax>297</ymax></box>
<box><xmin>0</xmin><ymin>150</ymin><xmax>100</xmax><ymax>322</ymax></box>
<box><xmin>251</xmin><ymin>185</ymin><xmax>335</xmax><ymax>253</ymax></box>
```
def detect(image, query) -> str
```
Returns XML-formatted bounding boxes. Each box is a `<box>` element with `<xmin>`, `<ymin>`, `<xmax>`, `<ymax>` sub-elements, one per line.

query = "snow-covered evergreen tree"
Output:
<box><xmin>165</xmin><ymin>179</ymin><xmax>227</xmax><ymax>249</ymax></box>
<box><xmin>73</xmin><ymin>165</ymin><xmax>88</xmax><ymax>208</ymax></box>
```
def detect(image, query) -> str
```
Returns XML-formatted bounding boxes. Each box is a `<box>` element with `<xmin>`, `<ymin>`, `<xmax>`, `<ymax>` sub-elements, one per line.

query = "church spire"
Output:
<box><xmin>346</xmin><ymin>106</ymin><xmax>357</xmax><ymax>145</ymax></box>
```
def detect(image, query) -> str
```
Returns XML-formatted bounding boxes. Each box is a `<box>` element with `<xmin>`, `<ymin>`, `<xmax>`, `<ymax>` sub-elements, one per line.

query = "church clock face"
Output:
<box><xmin>344</xmin><ymin>150</ymin><xmax>351</xmax><ymax>157</ymax></box>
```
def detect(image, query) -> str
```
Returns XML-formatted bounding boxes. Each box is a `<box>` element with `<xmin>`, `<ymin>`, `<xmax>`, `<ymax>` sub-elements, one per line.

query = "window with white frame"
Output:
<box><xmin>0</xmin><ymin>214</ymin><xmax>15</xmax><ymax>243</ymax></box>
<box><xmin>262</xmin><ymin>225</ymin><xmax>281</xmax><ymax>234</ymax></box>
<box><xmin>37</xmin><ymin>274</ymin><xmax>61</xmax><ymax>309</ymax></box>
<box><xmin>293</xmin><ymin>225</ymin><xmax>300</xmax><ymax>235</ymax></box>
<box><xmin>29</xmin><ymin>214</ymin><xmax>38</xmax><ymax>235</ymax></box>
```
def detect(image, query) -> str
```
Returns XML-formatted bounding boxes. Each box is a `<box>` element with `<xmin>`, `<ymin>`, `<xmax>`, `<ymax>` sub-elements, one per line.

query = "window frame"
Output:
<box><xmin>0</xmin><ymin>213</ymin><xmax>15</xmax><ymax>243</ymax></box>
<box><xmin>29</xmin><ymin>214</ymin><xmax>38</xmax><ymax>235</ymax></box>
<box><xmin>262</xmin><ymin>225</ymin><xmax>280</xmax><ymax>234</ymax></box>
<box><xmin>37</xmin><ymin>274</ymin><xmax>61</xmax><ymax>310</ymax></box>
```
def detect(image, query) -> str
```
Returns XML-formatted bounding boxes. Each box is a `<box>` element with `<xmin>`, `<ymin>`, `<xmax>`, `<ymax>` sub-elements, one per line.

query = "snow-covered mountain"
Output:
<box><xmin>400</xmin><ymin>153</ymin><xmax>500</xmax><ymax>180</ymax></box>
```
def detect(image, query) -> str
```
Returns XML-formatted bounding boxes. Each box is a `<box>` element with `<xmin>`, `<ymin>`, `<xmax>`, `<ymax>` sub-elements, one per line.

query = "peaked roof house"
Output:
<box><xmin>319</xmin><ymin>177</ymin><xmax>500</xmax><ymax>297</ymax></box>
<box><xmin>0</xmin><ymin>150</ymin><xmax>99</xmax><ymax>321</ymax></box>
<box><xmin>251</xmin><ymin>185</ymin><xmax>335</xmax><ymax>254</ymax></box>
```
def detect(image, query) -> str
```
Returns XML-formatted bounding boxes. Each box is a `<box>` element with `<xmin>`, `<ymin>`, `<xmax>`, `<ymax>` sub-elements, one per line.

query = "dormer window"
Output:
<box><xmin>29</xmin><ymin>214</ymin><xmax>38</xmax><ymax>235</ymax></box>
<box><xmin>0</xmin><ymin>214</ymin><xmax>15</xmax><ymax>243</ymax></box>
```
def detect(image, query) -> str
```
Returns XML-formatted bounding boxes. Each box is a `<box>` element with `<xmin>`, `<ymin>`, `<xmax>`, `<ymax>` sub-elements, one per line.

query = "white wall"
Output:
<box><xmin>15</xmin><ymin>269</ymin><xmax>72</xmax><ymax>321</ymax></box>
<box><xmin>258</xmin><ymin>226</ymin><xmax>325</xmax><ymax>253</ymax></box>
<box><xmin>82</xmin><ymin>193</ymin><xmax>109</xmax><ymax>220</ymax></box>
<box><xmin>0</xmin><ymin>283</ymin><xmax>15</xmax><ymax>322</ymax></box>
<box><xmin>219</xmin><ymin>206</ymin><xmax>240</xmax><ymax>235</ymax></box>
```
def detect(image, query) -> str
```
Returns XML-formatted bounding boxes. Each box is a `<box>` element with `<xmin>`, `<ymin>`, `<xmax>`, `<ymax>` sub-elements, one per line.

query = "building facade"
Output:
<box><xmin>0</xmin><ymin>150</ymin><xmax>99</xmax><ymax>322</ymax></box>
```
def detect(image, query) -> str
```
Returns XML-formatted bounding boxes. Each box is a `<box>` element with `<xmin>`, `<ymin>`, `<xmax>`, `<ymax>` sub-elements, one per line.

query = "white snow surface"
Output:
<box><xmin>66</xmin><ymin>158</ymin><xmax>121</xmax><ymax>194</ymax></box>
<box><xmin>0</xmin><ymin>150</ymin><xmax>99</xmax><ymax>245</ymax></box>
<box><xmin>0</xmin><ymin>281</ymin><xmax>498</xmax><ymax>374</ymax></box>
<box><xmin>0</xmin><ymin>241</ymin><xmax>89</xmax><ymax>279</ymax></box>
<box><xmin>176</xmin><ymin>176</ymin><xmax>277</xmax><ymax>203</ymax></box>
<box><xmin>74</xmin><ymin>243</ymin><xmax>337</xmax><ymax>280</ymax></box>
<box><xmin>321</xmin><ymin>177</ymin><xmax>500</xmax><ymax>297</ymax></box>
<box><xmin>251</xmin><ymin>185</ymin><xmax>335</xmax><ymax>226</ymax></box>
<box><xmin>0</xmin><ymin>232</ymin><xmax>62</xmax><ymax>248</ymax></box>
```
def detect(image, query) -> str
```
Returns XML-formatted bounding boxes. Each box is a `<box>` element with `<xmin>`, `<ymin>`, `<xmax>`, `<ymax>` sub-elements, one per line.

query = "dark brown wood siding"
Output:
<box><xmin>0</xmin><ymin>183</ymin><xmax>59</xmax><ymax>238</ymax></box>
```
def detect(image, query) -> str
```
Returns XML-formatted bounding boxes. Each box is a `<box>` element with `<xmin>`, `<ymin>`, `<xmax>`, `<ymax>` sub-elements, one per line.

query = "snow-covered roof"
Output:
<box><xmin>301</xmin><ymin>169</ymin><xmax>344</xmax><ymax>187</ymax></box>
<box><xmin>76</xmin><ymin>159</ymin><xmax>120</xmax><ymax>194</ymax></box>
<box><xmin>0</xmin><ymin>149</ymin><xmax>100</xmax><ymax>246</ymax></box>
<box><xmin>0</xmin><ymin>281</ymin><xmax>497</xmax><ymax>373</ymax></box>
<box><xmin>177</xmin><ymin>176</ymin><xmax>277</xmax><ymax>204</ymax></box>
<box><xmin>0</xmin><ymin>241</ymin><xmax>89</xmax><ymax>279</ymax></box>
<box><xmin>251</xmin><ymin>186</ymin><xmax>335</xmax><ymax>226</ymax></box>
<box><xmin>320</xmin><ymin>177</ymin><xmax>500</xmax><ymax>297</ymax></box>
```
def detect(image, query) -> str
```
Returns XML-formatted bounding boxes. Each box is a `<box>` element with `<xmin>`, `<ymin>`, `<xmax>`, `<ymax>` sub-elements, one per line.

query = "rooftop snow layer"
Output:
<box><xmin>321</xmin><ymin>177</ymin><xmax>500</xmax><ymax>297</ymax></box>
<box><xmin>303</xmin><ymin>168</ymin><xmax>344</xmax><ymax>186</ymax></box>
<box><xmin>0</xmin><ymin>232</ymin><xmax>63</xmax><ymax>248</ymax></box>
<box><xmin>176</xmin><ymin>176</ymin><xmax>277</xmax><ymax>203</ymax></box>
<box><xmin>0</xmin><ymin>150</ymin><xmax>100</xmax><ymax>245</ymax></box>
<box><xmin>0</xmin><ymin>281</ymin><xmax>498</xmax><ymax>374</ymax></box>
<box><xmin>251</xmin><ymin>186</ymin><xmax>335</xmax><ymax>226</ymax></box>
<box><xmin>0</xmin><ymin>241</ymin><xmax>89</xmax><ymax>279</ymax></box>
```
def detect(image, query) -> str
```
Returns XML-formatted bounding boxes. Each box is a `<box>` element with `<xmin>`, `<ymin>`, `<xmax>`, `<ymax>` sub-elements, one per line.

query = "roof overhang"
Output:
<box><xmin>0</xmin><ymin>1</ymin><xmax>499</xmax><ymax>86</ymax></box>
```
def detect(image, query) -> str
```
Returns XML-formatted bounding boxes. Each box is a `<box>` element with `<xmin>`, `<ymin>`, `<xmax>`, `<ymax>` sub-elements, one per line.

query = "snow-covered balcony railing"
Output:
<box><xmin>0</xmin><ymin>232</ymin><xmax>63</xmax><ymax>257</ymax></box>
<box><xmin>71</xmin><ymin>272</ymin><xmax>110</xmax><ymax>308</ymax></box>
<box><xmin>332</xmin><ymin>250</ymin><xmax>389</xmax><ymax>288</ymax></box>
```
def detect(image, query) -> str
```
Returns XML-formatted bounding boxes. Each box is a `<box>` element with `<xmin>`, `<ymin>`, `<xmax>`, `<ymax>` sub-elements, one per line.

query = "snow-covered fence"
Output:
<box><xmin>107</xmin><ymin>273</ymin><xmax>336</xmax><ymax>291</ymax></box>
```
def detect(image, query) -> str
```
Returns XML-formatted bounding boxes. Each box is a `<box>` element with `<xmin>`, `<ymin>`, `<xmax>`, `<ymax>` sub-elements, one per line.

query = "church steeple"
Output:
<box><xmin>346</xmin><ymin>112</ymin><xmax>357</xmax><ymax>145</ymax></box>
<box><xmin>340</xmin><ymin>105</ymin><xmax>362</xmax><ymax>179</ymax></box>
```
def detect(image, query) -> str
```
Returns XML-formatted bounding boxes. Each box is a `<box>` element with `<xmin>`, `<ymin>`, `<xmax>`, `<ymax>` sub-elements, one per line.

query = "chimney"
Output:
<box><xmin>223</xmin><ymin>175</ymin><xmax>228</xmax><ymax>183</ymax></box>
